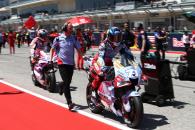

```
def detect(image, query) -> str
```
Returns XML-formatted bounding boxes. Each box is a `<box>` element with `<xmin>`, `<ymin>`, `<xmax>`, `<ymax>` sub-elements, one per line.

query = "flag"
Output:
<box><xmin>172</xmin><ymin>37</ymin><xmax>184</xmax><ymax>47</ymax></box>
<box><xmin>148</xmin><ymin>36</ymin><xmax>155</xmax><ymax>44</ymax></box>
<box><xmin>24</xmin><ymin>16</ymin><xmax>37</xmax><ymax>29</ymax></box>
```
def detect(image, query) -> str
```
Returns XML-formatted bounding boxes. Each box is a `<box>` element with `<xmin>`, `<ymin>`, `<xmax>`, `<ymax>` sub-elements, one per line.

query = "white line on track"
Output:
<box><xmin>0</xmin><ymin>60</ymin><xmax>14</xmax><ymax>63</ymax></box>
<box><xmin>0</xmin><ymin>80</ymin><xmax>132</xmax><ymax>130</ymax></box>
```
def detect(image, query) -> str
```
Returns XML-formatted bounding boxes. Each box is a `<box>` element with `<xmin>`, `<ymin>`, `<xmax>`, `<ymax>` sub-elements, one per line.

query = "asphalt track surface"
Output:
<box><xmin>0</xmin><ymin>45</ymin><xmax>195</xmax><ymax>130</ymax></box>
<box><xmin>0</xmin><ymin>81</ymin><xmax>121</xmax><ymax>130</ymax></box>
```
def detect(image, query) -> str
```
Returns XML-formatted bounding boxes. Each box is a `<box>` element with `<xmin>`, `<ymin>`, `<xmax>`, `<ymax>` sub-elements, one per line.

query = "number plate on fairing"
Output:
<box><xmin>125</xmin><ymin>67</ymin><xmax>138</xmax><ymax>79</ymax></box>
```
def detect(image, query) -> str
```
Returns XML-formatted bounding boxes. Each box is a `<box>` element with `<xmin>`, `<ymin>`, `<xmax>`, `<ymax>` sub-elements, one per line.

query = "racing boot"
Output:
<box><xmin>123</xmin><ymin>114</ymin><xmax>131</xmax><ymax>124</ymax></box>
<box><xmin>91</xmin><ymin>89</ymin><xmax>101</xmax><ymax>107</ymax></box>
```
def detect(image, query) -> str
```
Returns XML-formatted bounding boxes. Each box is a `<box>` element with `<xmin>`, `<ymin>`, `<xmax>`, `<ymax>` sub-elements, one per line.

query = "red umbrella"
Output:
<box><xmin>67</xmin><ymin>16</ymin><xmax>93</xmax><ymax>26</ymax></box>
<box><xmin>49</xmin><ymin>32</ymin><xmax>59</xmax><ymax>38</ymax></box>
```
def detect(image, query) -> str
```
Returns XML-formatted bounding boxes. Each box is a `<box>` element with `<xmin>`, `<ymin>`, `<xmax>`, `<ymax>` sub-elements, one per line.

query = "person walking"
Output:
<box><xmin>154</xmin><ymin>27</ymin><xmax>167</xmax><ymax>59</ymax></box>
<box><xmin>182</xmin><ymin>31</ymin><xmax>190</xmax><ymax>52</ymax></box>
<box><xmin>191</xmin><ymin>30</ymin><xmax>195</xmax><ymax>48</ymax></box>
<box><xmin>2</xmin><ymin>32</ymin><xmax>6</xmax><ymax>48</ymax></box>
<box><xmin>0</xmin><ymin>31</ymin><xmax>4</xmax><ymax>54</ymax></box>
<box><xmin>50</xmin><ymin>22</ymin><xmax>85</xmax><ymax>111</ymax></box>
<box><xmin>8</xmin><ymin>30</ymin><xmax>15</xmax><ymax>54</ymax></box>
<box><xmin>83</xmin><ymin>29</ymin><xmax>92</xmax><ymax>51</ymax></box>
<box><xmin>30</xmin><ymin>29</ymin><xmax>49</xmax><ymax>85</ymax></box>
<box><xmin>76</xmin><ymin>28</ymin><xmax>86</xmax><ymax>70</ymax></box>
<box><xmin>122</xmin><ymin>22</ymin><xmax>135</xmax><ymax>49</ymax></box>
<box><xmin>16</xmin><ymin>31</ymin><xmax>22</xmax><ymax>48</ymax></box>
<box><xmin>29</xmin><ymin>27</ymin><xmax>36</xmax><ymax>42</ymax></box>
<box><xmin>121</xmin><ymin>22</ymin><xmax>135</xmax><ymax>60</ymax></box>
<box><xmin>137</xmin><ymin>23</ymin><xmax>151</xmax><ymax>59</ymax></box>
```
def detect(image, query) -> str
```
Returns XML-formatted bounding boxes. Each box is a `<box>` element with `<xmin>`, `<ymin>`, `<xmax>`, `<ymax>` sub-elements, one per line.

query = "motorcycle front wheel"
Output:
<box><xmin>46</xmin><ymin>72</ymin><xmax>56</xmax><ymax>92</ymax></box>
<box><xmin>86</xmin><ymin>83</ymin><xmax>103</xmax><ymax>114</ymax></box>
<box><xmin>127</xmin><ymin>96</ymin><xmax>143</xmax><ymax>128</ymax></box>
<box><xmin>31</xmin><ymin>73</ymin><xmax>40</xmax><ymax>86</ymax></box>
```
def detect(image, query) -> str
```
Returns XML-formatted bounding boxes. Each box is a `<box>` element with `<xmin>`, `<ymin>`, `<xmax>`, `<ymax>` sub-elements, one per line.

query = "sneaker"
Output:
<box><xmin>68</xmin><ymin>103</ymin><xmax>79</xmax><ymax>112</ymax></box>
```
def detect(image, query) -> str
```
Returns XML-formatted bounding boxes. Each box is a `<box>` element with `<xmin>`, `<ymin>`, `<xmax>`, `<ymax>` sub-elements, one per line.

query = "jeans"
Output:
<box><xmin>120</xmin><ymin>48</ymin><xmax>134</xmax><ymax>66</ymax></box>
<box><xmin>58</xmin><ymin>64</ymin><xmax>74</xmax><ymax>105</ymax></box>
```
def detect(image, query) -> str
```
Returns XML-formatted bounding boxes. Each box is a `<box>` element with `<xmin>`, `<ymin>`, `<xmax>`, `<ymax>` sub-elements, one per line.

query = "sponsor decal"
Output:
<box><xmin>144</xmin><ymin>63</ymin><xmax>156</xmax><ymax>70</ymax></box>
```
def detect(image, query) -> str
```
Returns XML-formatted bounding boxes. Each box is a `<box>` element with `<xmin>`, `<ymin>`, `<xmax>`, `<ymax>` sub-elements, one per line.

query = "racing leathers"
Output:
<box><xmin>90</xmin><ymin>38</ymin><xmax>133</xmax><ymax>90</ymax></box>
<box><xmin>30</xmin><ymin>37</ymin><xmax>48</xmax><ymax>84</ymax></box>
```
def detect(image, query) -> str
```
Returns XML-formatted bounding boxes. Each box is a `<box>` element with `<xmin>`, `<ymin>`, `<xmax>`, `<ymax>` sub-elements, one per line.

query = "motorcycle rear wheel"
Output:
<box><xmin>177</xmin><ymin>65</ymin><xmax>188</xmax><ymax>80</ymax></box>
<box><xmin>127</xmin><ymin>96</ymin><xmax>143</xmax><ymax>128</ymax></box>
<box><xmin>86</xmin><ymin>83</ymin><xmax>103</xmax><ymax>114</ymax></box>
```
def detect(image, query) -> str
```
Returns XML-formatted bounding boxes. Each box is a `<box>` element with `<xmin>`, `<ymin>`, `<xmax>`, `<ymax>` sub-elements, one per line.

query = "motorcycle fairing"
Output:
<box><xmin>98</xmin><ymin>81</ymin><xmax>115</xmax><ymax>106</ymax></box>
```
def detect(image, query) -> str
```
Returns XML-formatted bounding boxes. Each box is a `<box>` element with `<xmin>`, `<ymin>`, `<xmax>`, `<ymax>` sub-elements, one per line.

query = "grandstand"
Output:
<box><xmin>0</xmin><ymin>0</ymin><xmax>194</xmax><ymax>31</ymax></box>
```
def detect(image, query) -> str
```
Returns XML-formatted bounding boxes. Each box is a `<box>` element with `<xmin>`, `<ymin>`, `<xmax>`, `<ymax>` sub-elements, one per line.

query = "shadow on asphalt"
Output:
<box><xmin>0</xmin><ymin>91</ymin><xmax>23</xmax><ymax>95</ymax></box>
<box><xmin>0</xmin><ymin>54</ymin><xmax>11</xmax><ymax>56</ymax></box>
<box><xmin>49</xmin><ymin>82</ymin><xmax>78</xmax><ymax>94</ymax></box>
<box><xmin>172</xmin><ymin>100</ymin><xmax>189</xmax><ymax>109</ymax></box>
<box><xmin>98</xmin><ymin>111</ymin><xmax>169</xmax><ymax>129</ymax></box>
<box><xmin>35</xmin><ymin>82</ymin><xmax>78</xmax><ymax>94</ymax></box>
<box><xmin>70</xmin><ymin>86</ymin><xmax>78</xmax><ymax>91</ymax></box>
<box><xmin>95</xmin><ymin>100</ymin><xmax>188</xmax><ymax>129</ymax></box>
<box><xmin>140</xmin><ymin>113</ymin><xmax>169</xmax><ymax>130</ymax></box>
<box><xmin>174</xmin><ymin>83</ymin><xmax>195</xmax><ymax>89</ymax></box>
<box><xmin>143</xmin><ymin>100</ymin><xmax>189</xmax><ymax>109</ymax></box>
<box><xmin>74</xmin><ymin>103</ymin><xmax>89</xmax><ymax>110</ymax></box>
<box><xmin>100</xmin><ymin>111</ymin><xmax>125</xmax><ymax>124</ymax></box>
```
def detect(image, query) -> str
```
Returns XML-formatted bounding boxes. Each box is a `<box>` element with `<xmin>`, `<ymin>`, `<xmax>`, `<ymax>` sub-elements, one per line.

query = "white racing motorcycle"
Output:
<box><xmin>30</xmin><ymin>51</ymin><xmax>58</xmax><ymax>92</ymax></box>
<box><xmin>84</xmin><ymin>54</ymin><xmax>143</xmax><ymax>128</ymax></box>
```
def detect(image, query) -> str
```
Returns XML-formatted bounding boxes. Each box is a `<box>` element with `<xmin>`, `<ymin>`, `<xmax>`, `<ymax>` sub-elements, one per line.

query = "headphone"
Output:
<box><xmin>62</xmin><ymin>22</ymin><xmax>71</xmax><ymax>32</ymax></box>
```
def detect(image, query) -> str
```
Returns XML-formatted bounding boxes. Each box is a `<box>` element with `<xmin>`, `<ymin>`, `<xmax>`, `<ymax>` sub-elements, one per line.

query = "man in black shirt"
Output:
<box><xmin>122</xmin><ymin>22</ymin><xmax>135</xmax><ymax>48</ymax></box>
<box><xmin>121</xmin><ymin>22</ymin><xmax>135</xmax><ymax>61</ymax></box>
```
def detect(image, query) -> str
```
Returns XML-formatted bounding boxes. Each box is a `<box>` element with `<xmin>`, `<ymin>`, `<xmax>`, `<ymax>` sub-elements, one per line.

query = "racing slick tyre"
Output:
<box><xmin>127</xmin><ymin>96</ymin><xmax>143</xmax><ymax>128</ymax></box>
<box><xmin>155</xmin><ymin>95</ymin><xmax>165</xmax><ymax>107</ymax></box>
<box><xmin>141</xmin><ymin>92</ymin><xmax>149</xmax><ymax>103</ymax></box>
<box><xmin>86</xmin><ymin>83</ymin><xmax>103</xmax><ymax>114</ymax></box>
<box><xmin>32</xmin><ymin>73</ymin><xmax>40</xmax><ymax>86</ymax></box>
<box><xmin>177</xmin><ymin>65</ymin><xmax>188</xmax><ymax>80</ymax></box>
<box><xmin>46</xmin><ymin>73</ymin><xmax>56</xmax><ymax>93</ymax></box>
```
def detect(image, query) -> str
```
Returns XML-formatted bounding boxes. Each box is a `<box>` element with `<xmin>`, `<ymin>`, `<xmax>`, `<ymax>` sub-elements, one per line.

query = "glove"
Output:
<box><xmin>30</xmin><ymin>56</ymin><xmax>37</xmax><ymax>64</ymax></box>
<box><xmin>83</xmin><ymin>56</ymin><xmax>88</xmax><ymax>61</ymax></box>
<box><xmin>48</xmin><ymin>60</ymin><xmax>53</xmax><ymax>64</ymax></box>
<box><xmin>98</xmin><ymin>72</ymin><xmax>104</xmax><ymax>80</ymax></box>
<box><xmin>101</xmin><ymin>66</ymin><xmax>108</xmax><ymax>72</ymax></box>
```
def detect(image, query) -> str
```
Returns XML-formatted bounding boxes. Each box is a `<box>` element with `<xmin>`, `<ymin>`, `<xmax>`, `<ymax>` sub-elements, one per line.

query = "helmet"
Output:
<box><xmin>37</xmin><ymin>29</ymin><xmax>48</xmax><ymax>38</ymax></box>
<box><xmin>107</xmin><ymin>27</ymin><xmax>121</xmax><ymax>37</ymax></box>
<box><xmin>107</xmin><ymin>27</ymin><xmax>122</xmax><ymax>46</ymax></box>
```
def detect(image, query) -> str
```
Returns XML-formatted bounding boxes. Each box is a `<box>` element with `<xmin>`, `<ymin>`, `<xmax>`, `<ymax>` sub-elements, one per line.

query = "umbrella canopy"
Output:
<box><xmin>66</xmin><ymin>16</ymin><xmax>93</xmax><ymax>26</ymax></box>
<box><xmin>183</xmin><ymin>11</ymin><xmax>195</xmax><ymax>24</ymax></box>
<box><xmin>49</xmin><ymin>32</ymin><xmax>59</xmax><ymax>38</ymax></box>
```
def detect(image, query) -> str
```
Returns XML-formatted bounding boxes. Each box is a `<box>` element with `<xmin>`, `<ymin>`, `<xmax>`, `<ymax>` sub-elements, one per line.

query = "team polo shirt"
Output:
<box><xmin>52</xmin><ymin>33</ymin><xmax>81</xmax><ymax>65</ymax></box>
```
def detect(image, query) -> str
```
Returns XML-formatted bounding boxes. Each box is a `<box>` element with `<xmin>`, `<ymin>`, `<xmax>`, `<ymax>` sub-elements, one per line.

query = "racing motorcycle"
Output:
<box><xmin>30</xmin><ymin>51</ymin><xmax>57</xmax><ymax>92</ymax></box>
<box><xmin>84</xmin><ymin>54</ymin><xmax>143</xmax><ymax>128</ymax></box>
